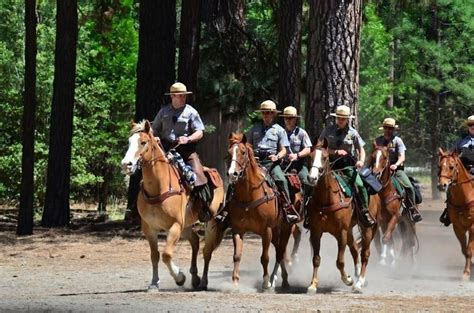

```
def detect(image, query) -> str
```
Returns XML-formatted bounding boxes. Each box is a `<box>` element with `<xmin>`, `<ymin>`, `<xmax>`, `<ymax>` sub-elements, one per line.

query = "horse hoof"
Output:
<box><xmin>378</xmin><ymin>259</ymin><xmax>386</xmax><ymax>266</ymax></box>
<box><xmin>192</xmin><ymin>275</ymin><xmax>201</xmax><ymax>289</ymax></box>
<box><xmin>307</xmin><ymin>286</ymin><xmax>317</xmax><ymax>294</ymax></box>
<box><xmin>344</xmin><ymin>276</ymin><xmax>353</xmax><ymax>286</ymax></box>
<box><xmin>282</xmin><ymin>281</ymin><xmax>291</xmax><ymax>290</ymax></box>
<box><xmin>352</xmin><ymin>284</ymin><xmax>363</xmax><ymax>294</ymax></box>
<box><xmin>462</xmin><ymin>273</ymin><xmax>470</xmax><ymax>282</ymax></box>
<box><xmin>147</xmin><ymin>284</ymin><xmax>159</xmax><ymax>292</ymax></box>
<box><xmin>175</xmin><ymin>272</ymin><xmax>186</xmax><ymax>286</ymax></box>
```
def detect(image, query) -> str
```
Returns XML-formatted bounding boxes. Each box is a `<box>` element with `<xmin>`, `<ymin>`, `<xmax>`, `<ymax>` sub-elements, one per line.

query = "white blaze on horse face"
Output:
<box><xmin>375</xmin><ymin>150</ymin><xmax>382</xmax><ymax>170</ymax></box>
<box><xmin>309</xmin><ymin>149</ymin><xmax>323</xmax><ymax>182</ymax></box>
<box><xmin>121</xmin><ymin>133</ymin><xmax>141</xmax><ymax>175</ymax></box>
<box><xmin>228</xmin><ymin>145</ymin><xmax>239</xmax><ymax>180</ymax></box>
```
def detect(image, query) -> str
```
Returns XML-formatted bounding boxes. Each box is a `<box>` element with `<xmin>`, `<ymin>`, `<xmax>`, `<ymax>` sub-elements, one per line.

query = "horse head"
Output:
<box><xmin>437</xmin><ymin>148</ymin><xmax>457</xmax><ymax>191</ymax></box>
<box><xmin>308</xmin><ymin>138</ymin><xmax>330</xmax><ymax>185</ymax></box>
<box><xmin>227</xmin><ymin>132</ymin><xmax>253</xmax><ymax>184</ymax></box>
<box><xmin>121</xmin><ymin>120</ymin><xmax>164</xmax><ymax>175</ymax></box>
<box><xmin>371</xmin><ymin>145</ymin><xmax>389</xmax><ymax>175</ymax></box>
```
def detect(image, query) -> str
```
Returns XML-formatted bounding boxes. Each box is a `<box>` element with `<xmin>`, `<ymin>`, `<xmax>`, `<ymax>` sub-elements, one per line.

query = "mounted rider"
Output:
<box><xmin>374</xmin><ymin>117</ymin><xmax>423</xmax><ymax>223</ymax></box>
<box><xmin>151</xmin><ymin>82</ymin><xmax>212</xmax><ymax>222</ymax></box>
<box><xmin>279</xmin><ymin>106</ymin><xmax>312</xmax><ymax>202</ymax></box>
<box><xmin>439</xmin><ymin>114</ymin><xmax>474</xmax><ymax>226</ymax></box>
<box><xmin>318</xmin><ymin>105</ymin><xmax>375</xmax><ymax>227</ymax></box>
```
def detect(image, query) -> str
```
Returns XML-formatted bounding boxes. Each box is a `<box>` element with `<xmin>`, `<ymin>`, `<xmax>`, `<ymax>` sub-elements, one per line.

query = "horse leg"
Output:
<box><xmin>275</xmin><ymin>224</ymin><xmax>293</xmax><ymax>290</ymax></box>
<box><xmin>182</xmin><ymin>227</ymin><xmax>201</xmax><ymax>289</ymax></box>
<box><xmin>383</xmin><ymin>211</ymin><xmax>398</xmax><ymax>245</ymax></box>
<box><xmin>289</xmin><ymin>224</ymin><xmax>302</xmax><ymax>266</ymax></box>
<box><xmin>142</xmin><ymin>221</ymin><xmax>160</xmax><ymax>290</ymax></box>
<box><xmin>467</xmin><ymin>225</ymin><xmax>474</xmax><ymax>280</ymax></box>
<box><xmin>232</xmin><ymin>232</ymin><xmax>244</xmax><ymax>287</ymax></box>
<box><xmin>261</xmin><ymin>227</ymin><xmax>273</xmax><ymax>291</ymax></box>
<box><xmin>162</xmin><ymin>222</ymin><xmax>186</xmax><ymax>286</ymax></box>
<box><xmin>353</xmin><ymin>225</ymin><xmax>376</xmax><ymax>293</ymax></box>
<box><xmin>336</xmin><ymin>229</ymin><xmax>353</xmax><ymax>287</ymax></box>
<box><xmin>347</xmin><ymin>228</ymin><xmax>360</xmax><ymax>279</ymax></box>
<box><xmin>307</xmin><ymin>230</ymin><xmax>322</xmax><ymax>294</ymax></box>
<box><xmin>269</xmin><ymin>232</ymin><xmax>280</xmax><ymax>289</ymax></box>
<box><xmin>453</xmin><ymin>223</ymin><xmax>469</xmax><ymax>281</ymax></box>
<box><xmin>199</xmin><ymin>219</ymin><xmax>225</xmax><ymax>290</ymax></box>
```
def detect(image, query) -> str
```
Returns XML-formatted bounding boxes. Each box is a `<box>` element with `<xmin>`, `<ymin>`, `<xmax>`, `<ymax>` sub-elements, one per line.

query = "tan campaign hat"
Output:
<box><xmin>279</xmin><ymin>106</ymin><xmax>301</xmax><ymax>118</ymax></box>
<box><xmin>464</xmin><ymin>115</ymin><xmax>474</xmax><ymax>126</ymax></box>
<box><xmin>164</xmin><ymin>82</ymin><xmax>192</xmax><ymax>95</ymax></box>
<box><xmin>256</xmin><ymin>100</ymin><xmax>281</xmax><ymax>113</ymax></box>
<box><xmin>379</xmin><ymin>117</ymin><xmax>400</xmax><ymax>130</ymax></box>
<box><xmin>329</xmin><ymin>105</ymin><xmax>355</xmax><ymax>119</ymax></box>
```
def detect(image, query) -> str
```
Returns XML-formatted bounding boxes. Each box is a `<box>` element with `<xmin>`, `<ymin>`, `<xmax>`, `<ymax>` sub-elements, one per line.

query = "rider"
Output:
<box><xmin>151</xmin><ymin>82</ymin><xmax>212</xmax><ymax>222</ymax></box>
<box><xmin>318</xmin><ymin>105</ymin><xmax>375</xmax><ymax>227</ymax></box>
<box><xmin>439</xmin><ymin>114</ymin><xmax>474</xmax><ymax>226</ymax></box>
<box><xmin>374</xmin><ymin>117</ymin><xmax>423</xmax><ymax>223</ymax></box>
<box><xmin>279</xmin><ymin>106</ymin><xmax>312</xmax><ymax>201</ymax></box>
<box><xmin>248</xmin><ymin>100</ymin><xmax>298</xmax><ymax>222</ymax></box>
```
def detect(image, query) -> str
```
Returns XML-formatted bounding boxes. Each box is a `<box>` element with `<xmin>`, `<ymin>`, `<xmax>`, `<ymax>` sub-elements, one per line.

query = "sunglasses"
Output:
<box><xmin>262</xmin><ymin>111</ymin><xmax>274</xmax><ymax>115</ymax></box>
<box><xmin>284</xmin><ymin>117</ymin><xmax>296</xmax><ymax>120</ymax></box>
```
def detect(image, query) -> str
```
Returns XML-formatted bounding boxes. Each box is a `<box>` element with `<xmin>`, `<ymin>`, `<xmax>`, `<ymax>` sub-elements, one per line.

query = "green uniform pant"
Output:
<box><xmin>262</xmin><ymin>161</ymin><xmax>290</xmax><ymax>200</ymax></box>
<box><xmin>394</xmin><ymin>170</ymin><xmax>416</xmax><ymax>207</ymax></box>
<box><xmin>340</xmin><ymin>166</ymin><xmax>369</xmax><ymax>209</ymax></box>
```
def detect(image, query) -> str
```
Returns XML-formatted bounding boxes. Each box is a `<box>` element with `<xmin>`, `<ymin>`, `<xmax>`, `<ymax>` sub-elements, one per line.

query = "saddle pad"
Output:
<box><xmin>391</xmin><ymin>176</ymin><xmax>404</xmax><ymax>196</ymax></box>
<box><xmin>333</xmin><ymin>172</ymin><xmax>352</xmax><ymax>197</ymax></box>
<box><xmin>204</xmin><ymin>168</ymin><xmax>223</xmax><ymax>189</ymax></box>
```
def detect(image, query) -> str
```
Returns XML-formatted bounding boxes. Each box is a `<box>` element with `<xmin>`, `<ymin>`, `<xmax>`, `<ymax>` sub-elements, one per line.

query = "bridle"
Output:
<box><xmin>372</xmin><ymin>148</ymin><xmax>392</xmax><ymax>188</ymax></box>
<box><xmin>134</xmin><ymin>130</ymin><xmax>168</xmax><ymax>169</ymax></box>
<box><xmin>228</xmin><ymin>142</ymin><xmax>250</xmax><ymax>182</ymax></box>
<box><xmin>438</xmin><ymin>154</ymin><xmax>472</xmax><ymax>186</ymax></box>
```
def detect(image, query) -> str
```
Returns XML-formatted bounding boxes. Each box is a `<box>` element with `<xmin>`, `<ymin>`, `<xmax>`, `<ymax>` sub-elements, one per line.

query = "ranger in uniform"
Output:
<box><xmin>318</xmin><ymin>105</ymin><xmax>375</xmax><ymax>227</ymax></box>
<box><xmin>247</xmin><ymin>100</ymin><xmax>298</xmax><ymax>222</ymax></box>
<box><xmin>280</xmin><ymin>106</ymin><xmax>312</xmax><ymax>200</ymax></box>
<box><xmin>152</xmin><ymin>82</ymin><xmax>211</xmax><ymax>222</ymax></box>
<box><xmin>375</xmin><ymin>117</ymin><xmax>422</xmax><ymax>223</ymax></box>
<box><xmin>440</xmin><ymin>114</ymin><xmax>474</xmax><ymax>226</ymax></box>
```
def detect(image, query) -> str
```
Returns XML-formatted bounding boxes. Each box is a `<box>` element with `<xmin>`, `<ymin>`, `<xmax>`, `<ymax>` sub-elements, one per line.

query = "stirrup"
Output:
<box><xmin>359</xmin><ymin>211</ymin><xmax>375</xmax><ymax>228</ymax></box>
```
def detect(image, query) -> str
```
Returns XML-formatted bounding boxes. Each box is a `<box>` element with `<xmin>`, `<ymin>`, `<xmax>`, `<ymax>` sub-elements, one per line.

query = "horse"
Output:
<box><xmin>120</xmin><ymin>120</ymin><xmax>225</xmax><ymax>290</ymax></box>
<box><xmin>306</xmin><ymin>139</ymin><xmax>378</xmax><ymax>293</ymax></box>
<box><xmin>370</xmin><ymin>146</ymin><xmax>418</xmax><ymax>265</ymax></box>
<box><xmin>437</xmin><ymin>148</ymin><xmax>474</xmax><ymax>281</ymax></box>
<box><xmin>225</xmin><ymin>132</ymin><xmax>299</xmax><ymax>290</ymax></box>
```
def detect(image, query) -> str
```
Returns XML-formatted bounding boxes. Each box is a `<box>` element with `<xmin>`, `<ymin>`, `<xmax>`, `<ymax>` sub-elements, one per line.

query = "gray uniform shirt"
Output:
<box><xmin>287</xmin><ymin>127</ymin><xmax>312</xmax><ymax>154</ymax></box>
<box><xmin>152</xmin><ymin>104</ymin><xmax>205</xmax><ymax>143</ymax></box>
<box><xmin>247</xmin><ymin>122</ymin><xmax>290</xmax><ymax>155</ymax></box>
<box><xmin>375</xmin><ymin>135</ymin><xmax>406</xmax><ymax>165</ymax></box>
<box><xmin>319</xmin><ymin>125</ymin><xmax>365</xmax><ymax>168</ymax></box>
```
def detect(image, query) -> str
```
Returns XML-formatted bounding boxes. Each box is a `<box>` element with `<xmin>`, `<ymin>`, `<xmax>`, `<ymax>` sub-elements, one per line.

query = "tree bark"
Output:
<box><xmin>278</xmin><ymin>0</ymin><xmax>302</xmax><ymax>112</ymax></box>
<box><xmin>18</xmin><ymin>0</ymin><xmax>37</xmax><ymax>235</ymax></box>
<box><xmin>126</xmin><ymin>0</ymin><xmax>176</xmax><ymax>221</ymax></box>
<box><xmin>42</xmin><ymin>0</ymin><xmax>78</xmax><ymax>227</ymax></box>
<box><xmin>305</xmin><ymin>0</ymin><xmax>363</xmax><ymax>139</ymax></box>
<box><xmin>178</xmin><ymin>0</ymin><xmax>201</xmax><ymax>97</ymax></box>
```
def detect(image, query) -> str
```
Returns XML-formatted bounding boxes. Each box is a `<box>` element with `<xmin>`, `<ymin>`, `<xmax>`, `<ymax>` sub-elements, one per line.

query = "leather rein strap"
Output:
<box><xmin>140</xmin><ymin>181</ymin><xmax>184</xmax><ymax>205</ymax></box>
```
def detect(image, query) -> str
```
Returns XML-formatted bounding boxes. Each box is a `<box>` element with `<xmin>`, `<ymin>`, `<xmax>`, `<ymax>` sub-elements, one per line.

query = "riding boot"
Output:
<box><xmin>408</xmin><ymin>206</ymin><xmax>423</xmax><ymax>223</ymax></box>
<box><xmin>194</xmin><ymin>184</ymin><xmax>212</xmax><ymax>223</ymax></box>
<box><xmin>359</xmin><ymin>207</ymin><xmax>376</xmax><ymax>228</ymax></box>
<box><xmin>215</xmin><ymin>185</ymin><xmax>234</xmax><ymax>228</ymax></box>
<box><xmin>439</xmin><ymin>207</ymin><xmax>451</xmax><ymax>226</ymax></box>
<box><xmin>277</xmin><ymin>183</ymin><xmax>299</xmax><ymax>223</ymax></box>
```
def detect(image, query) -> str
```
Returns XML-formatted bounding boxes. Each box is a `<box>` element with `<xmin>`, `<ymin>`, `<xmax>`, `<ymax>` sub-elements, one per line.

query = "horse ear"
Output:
<box><xmin>438</xmin><ymin>147</ymin><xmax>445</xmax><ymax>156</ymax></box>
<box><xmin>242</xmin><ymin>133</ymin><xmax>247</xmax><ymax>144</ymax></box>
<box><xmin>322</xmin><ymin>137</ymin><xmax>329</xmax><ymax>149</ymax></box>
<box><xmin>144</xmin><ymin>120</ymin><xmax>151</xmax><ymax>133</ymax></box>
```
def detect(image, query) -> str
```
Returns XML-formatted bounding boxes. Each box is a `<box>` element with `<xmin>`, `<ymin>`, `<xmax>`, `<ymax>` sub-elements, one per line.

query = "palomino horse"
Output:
<box><xmin>226</xmin><ymin>133</ymin><xmax>299</xmax><ymax>290</ymax></box>
<box><xmin>438</xmin><ymin>148</ymin><xmax>474</xmax><ymax>280</ymax></box>
<box><xmin>306</xmin><ymin>139</ymin><xmax>378</xmax><ymax>293</ymax></box>
<box><xmin>370</xmin><ymin>146</ymin><xmax>418</xmax><ymax>265</ymax></box>
<box><xmin>121</xmin><ymin>120</ymin><xmax>224</xmax><ymax>290</ymax></box>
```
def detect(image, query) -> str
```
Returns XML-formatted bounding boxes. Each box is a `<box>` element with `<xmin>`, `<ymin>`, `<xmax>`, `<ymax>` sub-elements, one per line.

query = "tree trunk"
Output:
<box><xmin>178</xmin><ymin>0</ymin><xmax>201</xmax><ymax>97</ymax></box>
<box><xmin>305</xmin><ymin>0</ymin><xmax>363</xmax><ymax>139</ymax></box>
<box><xmin>278</xmin><ymin>0</ymin><xmax>302</xmax><ymax>112</ymax></box>
<box><xmin>126</xmin><ymin>0</ymin><xmax>176</xmax><ymax>221</ymax></box>
<box><xmin>42</xmin><ymin>0</ymin><xmax>78</xmax><ymax>227</ymax></box>
<box><xmin>18</xmin><ymin>0</ymin><xmax>37</xmax><ymax>235</ymax></box>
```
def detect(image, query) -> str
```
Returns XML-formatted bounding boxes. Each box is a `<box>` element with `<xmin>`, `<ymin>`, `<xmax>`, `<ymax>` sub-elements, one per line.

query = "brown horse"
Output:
<box><xmin>370</xmin><ymin>146</ymin><xmax>418</xmax><ymax>265</ymax></box>
<box><xmin>438</xmin><ymin>148</ymin><xmax>474</xmax><ymax>280</ymax></box>
<box><xmin>306</xmin><ymin>139</ymin><xmax>378</xmax><ymax>293</ymax></box>
<box><xmin>225</xmin><ymin>133</ymin><xmax>298</xmax><ymax>290</ymax></box>
<box><xmin>121</xmin><ymin>120</ymin><xmax>225</xmax><ymax>290</ymax></box>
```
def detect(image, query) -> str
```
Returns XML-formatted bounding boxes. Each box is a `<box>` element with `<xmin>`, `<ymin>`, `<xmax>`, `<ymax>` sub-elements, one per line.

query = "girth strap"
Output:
<box><xmin>448</xmin><ymin>199</ymin><xmax>474</xmax><ymax>213</ymax></box>
<box><xmin>320</xmin><ymin>200</ymin><xmax>351</xmax><ymax>213</ymax></box>
<box><xmin>234</xmin><ymin>194</ymin><xmax>276</xmax><ymax>211</ymax></box>
<box><xmin>140</xmin><ymin>182</ymin><xmax>184</xmax><ymax>205</ymax></box>
<box><xmin>383</xmin><ymin>192</ymin><xmax>401</xmax><ymax>207</ymax></box>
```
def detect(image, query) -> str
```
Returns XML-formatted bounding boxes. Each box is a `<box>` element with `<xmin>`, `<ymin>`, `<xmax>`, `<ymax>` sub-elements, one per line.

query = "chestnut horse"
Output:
<box><xmin>438</xmin><ymin>148</ymin><xmax>474</xmax><ymax>280</ymax></box>
<box><xmin>370</xmin><ymin>146</ymin><xmax>418</xmax><ymax>265</ymax></box>
<box><xmin>225</xmin><ymin>133</ymin><xmax>298</xmax><ymax>290</ymax></box>
<box><xmin>306</xmin><ymin>139</ymin><xmax>378</xmax><ymax>293</ymax></box>
<box><xmin>121</xmin><ymin>120</ymin><xmax>225</xmax><ymax>290</ymax></box>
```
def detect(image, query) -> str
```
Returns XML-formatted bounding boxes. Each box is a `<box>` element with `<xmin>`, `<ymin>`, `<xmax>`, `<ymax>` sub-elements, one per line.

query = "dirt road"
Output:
<box><xmin>1</xmin><ymin>196</ymin><xmax>473</xmax><ymax>312</ymax></box>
